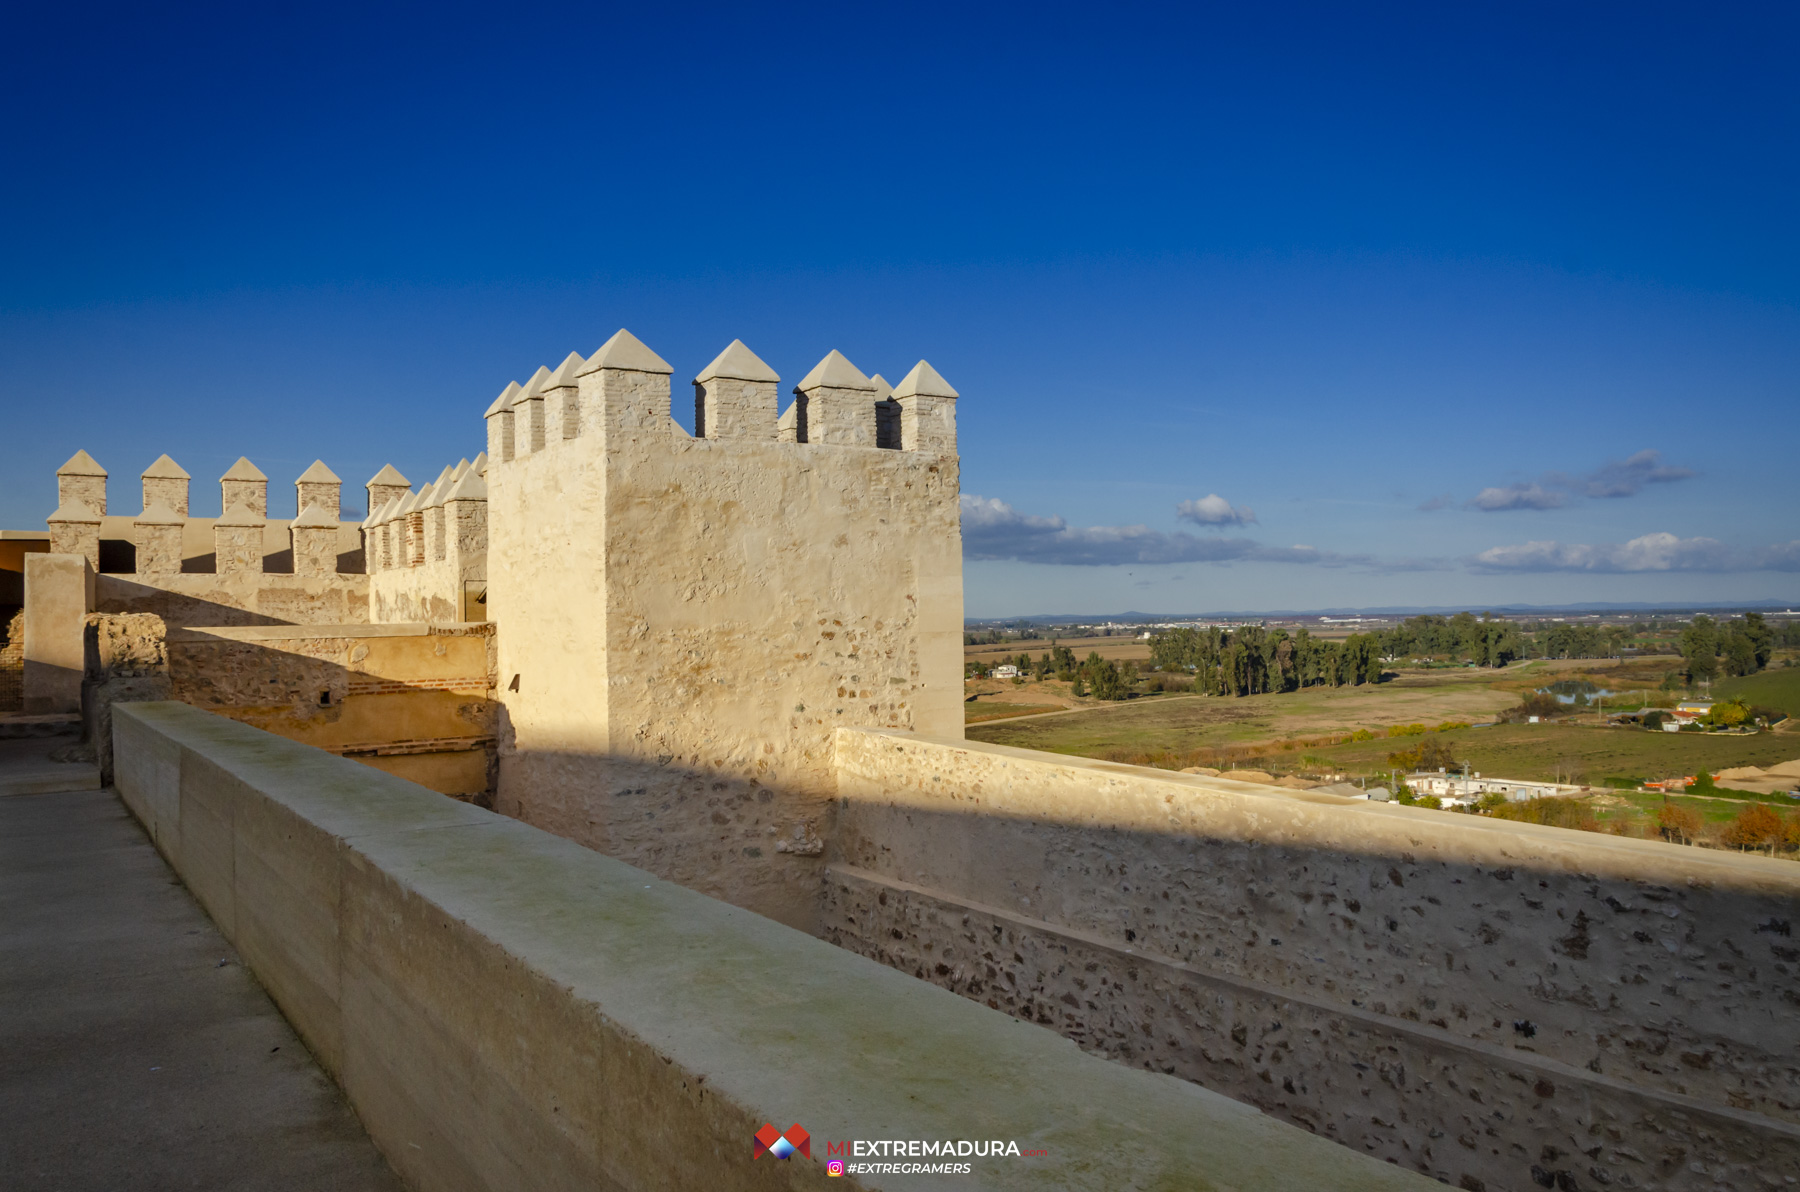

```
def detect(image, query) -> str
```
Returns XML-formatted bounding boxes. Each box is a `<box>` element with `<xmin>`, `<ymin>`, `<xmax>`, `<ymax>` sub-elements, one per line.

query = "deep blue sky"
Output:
<box><xmin>3</xmin><ymin>1</ymin><xmax>1796</xmax><ymax>614</ymax></box>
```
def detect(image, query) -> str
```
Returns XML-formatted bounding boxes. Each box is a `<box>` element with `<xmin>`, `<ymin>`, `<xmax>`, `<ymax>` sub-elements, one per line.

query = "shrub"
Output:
<box><xmin>1721</xmin><ymin>804</ymin><xmax>1783</xmax><ymax>850</ymax></box>
<box><xmin>1656</xmin><ymin>803</ymin><xmax>1702</xmax><ymax>845</ymax></box>
<box><xmin>1489</xmin><ymin>797</ymin><xmax>1600</xmax><ymax>833</ymax></box>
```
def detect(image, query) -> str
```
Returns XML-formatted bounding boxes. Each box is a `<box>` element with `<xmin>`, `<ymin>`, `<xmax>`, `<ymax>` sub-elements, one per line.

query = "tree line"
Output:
<box><xmin>1678</xmin><ymin>613</ymin><xmax>1777</xmax><ymax>684</ymax></box>
<box><xmin>1150</xmin><ymin>626</ymin><xmax>1385</xmax><ymax>695</ymax></box>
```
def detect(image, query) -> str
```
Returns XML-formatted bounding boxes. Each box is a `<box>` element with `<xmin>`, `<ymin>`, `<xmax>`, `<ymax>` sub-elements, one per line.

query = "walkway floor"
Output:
<box><xmin>0</xmin><ymin>778</ymin><xmax>402</xmax><ymax>1191</ymax></box>
<box><xmin>0</xmin><ymin>734</ymin><xmax>101</xmax><ymax>796</ymax></box>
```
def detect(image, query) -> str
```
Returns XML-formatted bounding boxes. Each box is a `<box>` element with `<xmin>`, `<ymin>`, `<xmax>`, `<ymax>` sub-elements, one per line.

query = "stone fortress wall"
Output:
<box><xmin>826</xmin><ymin>730</ymin><xmax>1800</xmax><ymax>1191</ymax></box>
<box><xmin>42</xmin><ymin>450</ymin><xmax>374</xmax><ymax>627</ymax></box>
<box><xmin>365</xmin><ymin>457</ymin><xmax>488</xmax><ymax>624</ymax></box>
<box><xmin>22</xmin><ymin>322</ymin><xmax>1800</xmax><ymax>1190</ymax></box>
<box><xmin>478</xmin><ymin>331</ymin><xmax>964</xmax><ymax>931</ymax></box>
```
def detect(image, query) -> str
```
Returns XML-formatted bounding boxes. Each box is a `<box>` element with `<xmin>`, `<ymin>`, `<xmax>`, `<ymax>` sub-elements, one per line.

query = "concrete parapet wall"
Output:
<box><xmin>110</xmin><ymin>701</ymin><xmax>1433</xmax><ymax>1192</ymax></box>
<box><xmin>828</xmin><ymin>729</ymin><xmax>1800</xmax><ymax>1191</ymax></box>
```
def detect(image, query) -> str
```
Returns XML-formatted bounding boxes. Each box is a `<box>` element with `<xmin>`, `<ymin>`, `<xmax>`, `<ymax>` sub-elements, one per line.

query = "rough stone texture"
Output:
<box><xmin>214</xmin><ymin>510</ymin><xmax>266</xmax><ymax>575</ymax></box>
<box><xmin>141</xmin><ymin>477</ymin><xmax>190</xmax><ymax>518</ymax></box>
<box><xmin>1</xmin><ymin>610</ymin><xmax>23</xmax><ymax>712</ymax></box>
<box><xmin>94</xmin><ymin>572</ymin><xmax>369</xmax><ymax>627</ymax></box>
<box><xmin>219</xmin><ymin>459</ymin><xmax>269</xmax><ymax>518</ymax></box>
<box><xmin>827</xmin><ymin>729</ymin><xmax>1800</xmax><ymax>1190</ymax></box>
<box><xmin>166</xmin><ymin>622</ymin><xmax>497</xmax><ymax>798</ymax></box>
<box><xmin>80</xmin><ymin>612</ymin><xmax>171</xmax><ymax>783</ymax></box>
<box><xmin>695</xmin><ymin>375</ymin><xmax>781</xmax><ymax>440</ymax></box>
<box><xmin>135</xmin><ymin>519</ymin><xmax>184</xmax><ymax>576</ymax></box>
<box><xmin>368</xmin><ymin>472</ymin><xmax>485</xmax><ymax>624</ymax></box>
<box><xmin>55</xmin><ymin>452</ymin><xmax>107</xmax><ymax>516</ymax></box>
<box><xmin>23</xmin><ymin>554</ymin><xmax>91</xmax><ymax>714</ymax></box>
<box><xmin>488</xmin><ymin>350</ymin><xmax>963</xmax><ymax>931</ymax></box>
<box><xmin>47</xmin><ymin>505</ymin><xmax>100</xmax><ymax>569</ymax></box>
<box><xmin>109</xmin><ymin>700</ymin><xmax>1434</xmax><ymax>1192</ymax></box>
<box><xmin>292</xmin><ymin>522</ymin><xmax>340</xmax><ymax>577</ymax></box>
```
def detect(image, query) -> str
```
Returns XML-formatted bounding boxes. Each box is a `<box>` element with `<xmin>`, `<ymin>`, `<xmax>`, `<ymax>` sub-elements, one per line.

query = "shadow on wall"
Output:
<box><xmin>820</xmin><ymin>767</ymin><xmax>1800</xmax><ymax>1192</ymax></box>
<box><xmin>491</xmin><ymin>735</ymin><xmax>834</xmax><ymax>935</ymax></box>
<box><xmin>81</xmin><ymin>613</ymin><xmax>498</xmax><ymax>799</ymax></box>
<box><xmin>97</xmin><ymin>578</ymin><xmax>290</xmax><ymax>627</ymax></box>
<box><xmin>167</xmin><ymin>629</ymin><xmax>498</xmax><ymax>802</ymax></box>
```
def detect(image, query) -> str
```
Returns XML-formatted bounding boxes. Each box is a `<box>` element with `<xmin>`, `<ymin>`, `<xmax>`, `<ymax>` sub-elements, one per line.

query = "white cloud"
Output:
<box><xmin>1468</xmin><ymin>483</ymin><xmax>1567</xmax><ymax>511</ymax></box>
<box><xmin>1468</xmin><ymin>449</ymin><xmax>1694</xmax><ymax>512</ymax></box>
<box><xmin>1175</xmin><ymin>493</ymin><xmax>1257</xmax><ymax>527</ymax></box>
<box><xmin>960</xmin><ymin>495</ymin><xmax>1448</xmax><ymax>571</ymax></box>
<box><xmin>1468</xmin><ymin>532</ymin><xmax>1800</xmax><ymax>573</ymax></box>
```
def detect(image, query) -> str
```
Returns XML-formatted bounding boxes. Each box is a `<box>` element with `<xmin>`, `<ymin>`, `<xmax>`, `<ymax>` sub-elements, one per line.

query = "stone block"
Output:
<box><xmin>219</xmin><ymin>457</ymin><xmax>269</xmax><ymax>518</ymax></box>
<box><xmin>140</xmin><ymin>454</ymin><xmax>191</xmax><ymax>517</ymax></box>
<box><xmin>22</xmin><ymin>552</ymin><xmax>92</xmax><ymax>714</ymax></box>
<box><xmin>795</xmin><ymin>349</ymin><xmax>877</xmax><ymax>446</ymax></box>
<box><xmin>56</xmin><ymin>449</ymin><xmax>108</xmax><ymax>515</ymax></box>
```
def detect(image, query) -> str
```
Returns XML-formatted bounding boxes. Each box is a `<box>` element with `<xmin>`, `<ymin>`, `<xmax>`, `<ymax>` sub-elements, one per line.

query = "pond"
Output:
<box><xmin>1538</xmin><ymin>679</ymin><xmax>1622</xmax><ymax>706</ymax></box>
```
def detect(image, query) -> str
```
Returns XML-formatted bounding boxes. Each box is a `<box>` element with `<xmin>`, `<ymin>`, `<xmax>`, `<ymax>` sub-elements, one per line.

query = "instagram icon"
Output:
<box><xmin>827</xmin><ymin>1160</ymin><xmax>845</xmax><ymax>1177</ymax></box>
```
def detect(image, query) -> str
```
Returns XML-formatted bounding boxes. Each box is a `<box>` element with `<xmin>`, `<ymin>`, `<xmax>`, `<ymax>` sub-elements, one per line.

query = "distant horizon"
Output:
<box><xmin>966</xmin><ymin>599</ymin><xmax>1800</xmax><ymax>624</ymax></box>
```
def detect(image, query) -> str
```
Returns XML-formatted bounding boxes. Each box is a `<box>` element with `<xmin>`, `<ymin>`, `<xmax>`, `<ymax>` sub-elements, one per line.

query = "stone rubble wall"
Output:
<box><xmin>827</xmin><ymin>728</ymin><xmax>1800</xmax><ymax>1192</ymax></box>
<box><xmin>0</xmin><ymin>610</ymin><xmax>25</xmax><ymax>712</ymax></box>
<box><xmin>166</xmin><ymin>622</ymin><xmax>497</xmax><ymax>799</ymax></box>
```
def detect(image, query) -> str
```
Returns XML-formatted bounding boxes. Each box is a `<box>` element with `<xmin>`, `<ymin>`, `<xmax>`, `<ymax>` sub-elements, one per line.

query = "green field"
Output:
<box><xmin>1287</xmin><ymin>723</ymin><xmax>1799</xmax><ymax>787</ymax></box>
<box><xmin>1716</xmin><ymin>665</ymin><xmax>1800</xmax><ymax>716</ymax></box>
<box><xmin>964</xmin><ymin>702</ymin><xmax>1063</xmax><ymax>724</ymax></box>
<box><xmin>968</xmin><ymin>661</ymin><xmax>1800</xmax><ymax>787</ymax></box>
<box><xmin>967</xmin><ymin>668</ymin><xmax>1518</xmax><ymax>758</ymax></box>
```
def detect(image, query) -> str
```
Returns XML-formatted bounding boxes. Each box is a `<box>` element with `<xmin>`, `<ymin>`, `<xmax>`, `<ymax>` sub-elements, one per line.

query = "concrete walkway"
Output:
<box><xmin>0</xmin><ymin>782</ymin><xmax>402</xmax><ymax>1191</ymax></box>
<box><xmin>0</xmin><ymin>734</ymin><xmax>101</xmax><ymax>796</ymax></box>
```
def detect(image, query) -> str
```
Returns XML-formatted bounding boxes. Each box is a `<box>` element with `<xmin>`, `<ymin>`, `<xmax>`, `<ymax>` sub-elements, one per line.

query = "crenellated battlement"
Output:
<box><xmin>482</xmin><ymin>326</ymin><xmax>964</xmax><ymax>928</ymax></box>
<box><xmin>365</xmin><ymin>455</ymin><xmax>488</xmax><ymax>623</ymax></box>
<box><xmin>44</xmin><ymin>452</ymin><xmax>362</xmax><ymax>581</ymax></box>
<box><xmin>481</xmin><ymin>329</ymin><xmax>959</xmax><ymax>465</ymax></box>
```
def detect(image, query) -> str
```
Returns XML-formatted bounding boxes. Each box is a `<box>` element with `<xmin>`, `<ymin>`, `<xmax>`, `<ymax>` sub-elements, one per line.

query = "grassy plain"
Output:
<box><xmin>965</xmin><ymin>637</ymin><xmax>1152</xmax><ymax>665</ymax></box>
<box><xmin>968</xmin><ymin>666</ymin><xmax>1518</xmax><ymax>755</ymax></box>
<box><xmin>1716</xmin><ymin>666</ymin><xmax>1800</xmax><ymax>716</ymax></box>
<box><xmin>965</xmin><ymin>701</ymin><xmax>1065</xmax><ymax>724</ymax></box>
<box><xmin>968</xmin><ymin>658</ymin><xmax>1800</xmax><ymax>787</ymax></box>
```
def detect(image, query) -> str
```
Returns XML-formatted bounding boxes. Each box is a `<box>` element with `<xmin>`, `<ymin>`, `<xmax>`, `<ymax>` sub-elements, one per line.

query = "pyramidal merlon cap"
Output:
<box><xmin>578</xmin><ymin>329</ymin><xmax>673</xmax><ymax>376</ymax></box>
<box><xmin>470</xmin><ymin>451</ymin><xmax>488</xmax><ymax>476</ymax></box>
<box><xmin>448</xmin><ymin>469</ymin><xmax>488</xmax><ymax>501</ymax></box>
<box><xmin>215</xmin><ymin>500</ymin><xmax>264</xmax><ymax>527</ymax></box>
<box><xmin>48</xmin><ymin>498</ymin><xmax>101</xmax><ymax>523</ymax></box>
<box><xmin>221</xmin><ymin>457</ymin><xmax>267</xmax><ymax>482</ymax></box>
<box><xmin>518</xmin><ymin>365</ymin><xmax>552</xmax><ymax>402</ymax></box>
<box><xmin>797</xmin><ymin>350</ymin><xmax>874</xmax><ymax>392</ymax></box>
<box><xmin>484</xmin><ymin>382</ymin><xmax>522</xmax><ymax>418</ymax></box>
<box><xmin>293</xmin><ymin>501</ymin><xmax>338</xmax><ymax>528</ymax></box>
<box><xmin>696</xmin><ymin>339</ymin><xmax>779</xmax><ymax>384</ymax></box>
<box><xmin>545</xmin><ymin>352</ymin><xmax>585</xmax><ymax>388</ymax></box>
<box><xmin>58</xmin><ymin>450</ymin><xmax>107</xmax><ymax>477</ymax></box>
<box><xmin>367</xmin><ymin>464</ymin><xmax>409</xmax><ymax>488</ymax></box>
<box><xmin>893</xmin><ymin>360</ymin><xmax>960</xmax><ymax>400</ymax></box>
<box><xmin>296</xmin><ymin>460</ymin><xmax>340</xmax><ymax>484</ymax></box>
<box><xmin>137</xmin><ymin>499</ymin><xmax>186</xmax><ymax>525</ymax></box>
<box><xmin>869</xmin><ymin>373</ymin><xmax>894</xmax><ymax>401</ymax></box>
<box><xmin>141</xmin><ymin>453</ymin><xmax>190</xmax><ymax>479</ymax></box>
